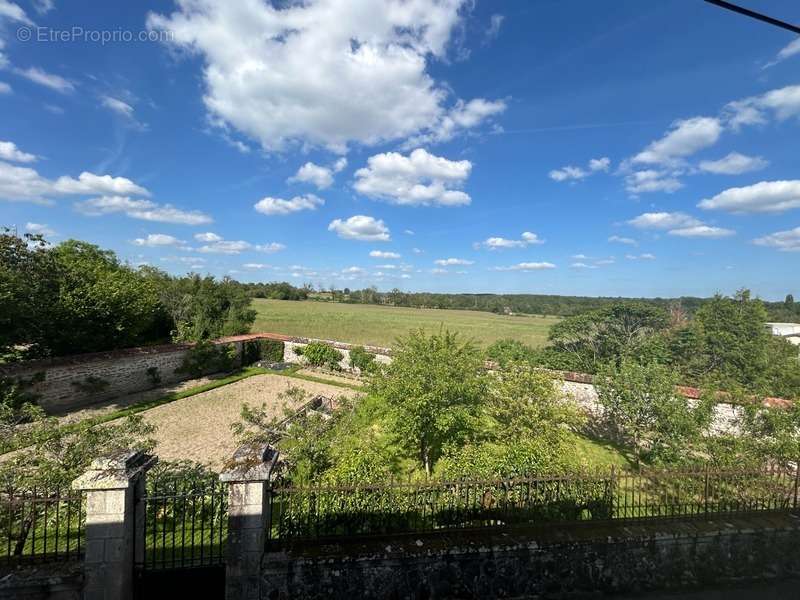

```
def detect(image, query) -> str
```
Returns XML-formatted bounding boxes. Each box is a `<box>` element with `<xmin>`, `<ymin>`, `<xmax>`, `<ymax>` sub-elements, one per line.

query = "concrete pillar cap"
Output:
<box><xmin>220</xmin><ymin>443</ymin><xmax>279</xmax><ymax>483</ymax></box>
<box><xmin>71</xmin><ymin>450</ymin><xmax>157</xmax><ymax>491</ymax></box>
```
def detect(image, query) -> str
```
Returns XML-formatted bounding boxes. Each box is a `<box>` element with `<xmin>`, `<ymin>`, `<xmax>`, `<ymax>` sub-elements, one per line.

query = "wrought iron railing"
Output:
<box><xmin>267</xmin><ymin>465</ymin><xmax>798</xmax><ymax>545</ymax></box>
<box><xmin>138</xmin><ymin>480</ymin><xmax>228</xmax><ymax>570</ymax></box>
<box><xmin>0</xmin><ymin>489</ymin><xmax>85</xmax><ymax>564</ymax></box>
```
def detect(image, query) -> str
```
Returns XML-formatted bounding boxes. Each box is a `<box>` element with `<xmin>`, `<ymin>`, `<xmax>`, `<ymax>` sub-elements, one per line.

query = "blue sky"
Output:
<box><xmin>1</xmin><ymin>0</ymin><xmax>799</xmax><ymax>299</ymax></box>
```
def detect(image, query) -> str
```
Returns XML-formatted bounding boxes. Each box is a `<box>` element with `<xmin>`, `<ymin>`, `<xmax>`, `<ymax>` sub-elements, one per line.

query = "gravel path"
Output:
<box><xmin>139</xmin><ymin>374</ymin><xmax>360</xmax><ymax>470</ymax></box>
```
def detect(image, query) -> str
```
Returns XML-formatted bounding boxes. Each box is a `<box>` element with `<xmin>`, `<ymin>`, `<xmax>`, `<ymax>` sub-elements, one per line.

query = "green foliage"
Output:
<box><xmin>348</xmin><ymin>345</ymin><xmax>377</xmax><ymax>373</ymax></box>
<box><xmin>70</xmin><ymin>375</ymin><xmax>110</xmax><ymax>396</ymax></box>
<box><xmin>241</xmin><ymin>339</ymin><xmax>284</xmax><ymax>366</ymax></box>
<box><xmin>146</xmin><ymin>366</ymin><xmax>162</xmax><ymax>388</ymax></box>
<box><xmin>296</xmin><ymin>342</ymin><xmax>343</xmax><ymax>370</ymax></box>
<box><xmin>1</xmin><ymin>373</ymin><xmax>46</xmax><ymax>453</ymax></box>
<box><xmin>548</xmin><ymin>302</ymin><xmax>670</xmax><ymax>373</ymax></box>
<box><xmin>369</xmin><ymin>330</ymin><xmax>486</xmax><ymax>475</ymax></box>
<box><xmin>147</xmin><ymin>460</ymin><xmax>219</xmax><ymax>493</ymax></box>
<box><xmin>176</xmin><ymin>341</ymin><xmax>237</xmax><ymax>378</ymax></box>
<box><xmin>156</xmin><ymin>273</ymin><xmax>256</xmax><ymax>342</ymax></box>
<box><xmin>485</xmin><ymin>339</ymin><xmax>536</xmax><ymax>367</ymax></box>
<box><xmin>596</xmin><ymin>359</ymin><xmax>713</xmax><ymax>466</ymax></box>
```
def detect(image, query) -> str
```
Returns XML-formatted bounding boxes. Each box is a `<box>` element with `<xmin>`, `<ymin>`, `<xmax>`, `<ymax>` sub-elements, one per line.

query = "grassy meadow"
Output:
<box><xmin>251</xmin><ymin>299</ymin><xmax>560</xmax><ymax>348</ymax></box>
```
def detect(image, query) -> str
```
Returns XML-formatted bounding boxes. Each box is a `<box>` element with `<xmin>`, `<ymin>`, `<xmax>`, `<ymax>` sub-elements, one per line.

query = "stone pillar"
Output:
<box><xmin>220</xmin><ymin>443</ymin><xmax>280</xmax><ymax>600</ymax></box>
<box><xmin>72</xmin><ymin>450</ymin><xmax>157</xmax><ymax>600</ymax></box>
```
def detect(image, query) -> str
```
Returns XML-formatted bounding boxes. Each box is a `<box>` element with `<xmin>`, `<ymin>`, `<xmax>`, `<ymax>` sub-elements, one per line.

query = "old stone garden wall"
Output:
<box><xmin>261</xmin><ymin>513</ymin><xmax>800</xmax><ymax>599</ymax></box>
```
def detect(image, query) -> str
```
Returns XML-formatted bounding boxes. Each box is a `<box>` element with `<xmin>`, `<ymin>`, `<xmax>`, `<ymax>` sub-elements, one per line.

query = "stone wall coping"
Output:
<box><xmin>72</xmin><ymin>451</ymin><xmax>157</xmax><ymax>492</ymax></box>
<box><xmin>220</xmin><ymin>443</ymin><xmax>280</xmax><ymax>483</ymax></box>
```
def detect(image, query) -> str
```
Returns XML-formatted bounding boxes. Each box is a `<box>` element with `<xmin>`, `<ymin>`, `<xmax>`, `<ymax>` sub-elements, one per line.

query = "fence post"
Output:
<box><xmin>71</xmin><ymin>450</ymin><xmax>157</xmax><ymax>600</ymax></box>
<box><xmin>220</xmin><ymin>443</ymin><xmax>280</xmax><ymax>600</ymax></box>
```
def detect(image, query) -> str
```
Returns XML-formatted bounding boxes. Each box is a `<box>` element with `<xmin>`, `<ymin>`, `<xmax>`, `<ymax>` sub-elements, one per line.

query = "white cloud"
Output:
<box><xmin>369</xmin><ymin>250</ymin><xmax>400</xmax><ymax>259</ymax></box>
<box><xmin>342</xmin><ymin>266</ymin><xmax>366</xmax><ymax>275</ymax></box>
<box><xmin>571</xmin><ymin>262</ymin><xmax>596</xmax><ymax>269</ymax></box>
<box><xmin>628</xmin><ymin>211</ymin><xmax>734</xmax><ymax>238</ymax></box>
<box><xmin>354</xmin><ymin>148</ymin><xmax>471</xmax><ymax>206</ymax></box>
<box><xmin>698</xmin><ymin>180</ymin><xmax>800</xmax><ymax>214</ymax></box>
<box><xmin>31</xmin><ymin>0</ymin><xmax>54</xmax><ymax>15</ymax></box>
<box><xmin>254</xmin><ymin>194</ymin><xmax>324</xmax><ymax>216</ymax></box>
<box><xmin>148</xmin><ymin>0</ymin><xmax>500</xmax><ymax>152</ymax></box>
<box><xmin>434</xmin><ymin>257</ymin><xmax>473</xmax><ymax>266</ymax></box>
<box><xmin>288</xmin><ymin>162</ymin><xmax>335</xmax><ymax>189</ymax></box>
<box><xmin>53</xmin><ymin>172</ymin><xmax>150</xmax><ymax>196</ymax></box>
<box><xmin>16</xmin><ymin>67</ymin><xmax>75</xmax><ymax>94</ymax></box>
<box><xmin>25</xmin><ymin>222</ymin><xmax>55</xmax><ymax>236</ymax></box>
<box><xmin>625</xmin><ymin>253</ymin><xmax>656</xmax><ymax>260</ymax></box>
<box><xmin>550</xmin><ymin>156</ymin><xmax>610</xmax><ymax>182</ymax></box>
<box><xmin>753</xmin><ymin>227</ymin><xmax>800</xmax><ymax>252</ymax></box>
<box><xmin>404</xmin><ymin>98</ymin><xmax>506</xmax><ymax>147</ymax></box>
<box><xmin>485</xmin><ymin>14</ymin><xmax>504</xmax><ymax>41</ymax></box>
<box><xmin>724</xmin><ymin>85</ymin><xmax>800</xmax><ymax>130</ymax></box>
<box><xmin>623</xmin><ymin>169</ymin><xmax>683</xmax><ymax>194</ymax></box>
<box><xmin>404</xmin><ymin>229</ymin><xmax>415</xmax><ymax>235</ymax></box>
<box><xmin>492</xmin><ymin>262</ymin><xmax>556</xmax><ymax>271</ymax></box>
<box><xmin>194</xmin><ymin>232</ymin><xmax>222</xmax><ymax>242</ymax></box>
<box><xmin>133</xmin><ymin>234</ymin><xmax>186</xmax><ymax>247</ymax></box>
<box><xmin>0</xmin><ymin>82</ymin><xmax>10</xmax><ymax>94</ymax></box>
<box><xmin>0</xmin><ymin>0</ymin><xmax>32</xmax><ymax>24</ymax></box>
<box><xmin>75</xmin><ymin>195</ymin><xmax>212</xmax><ymax>225</ymax></box>
<box><xmin>101</xmin><ymin>96</ymin><xmax>135</xmax><ymax>119</ymax></box>
<box><xmin>668</xmin><ymin>225</ymin><xmax>735</xmax><ymax>239</ymax></box>
<box><xmin>328</xmin><ymin>215</ymin><xmax>390</xmax><ymax>241</ymax></box>
<box><xmin>698</xmin><ymin>152</ymin><xmax>768</xmax><ymax>175</ymax></box>
<box><xmin>632</xmin><ymin>117</ymin><xmax>722</xmax><ymax>166</ymax></box>
<box><xmin>243</xmin><ymin>263</ymin><xmax>269</xmax><ymax>269</ymax></box>
<box><xmin>608</xmin><ymin>235</ymin><xmax>637</xmax><ymax>246</ymax></box>
<box><xmin>764</xmin><ymin>38</ymin><xmax>800</xmax><ymax>69</ymax></box>
<box><xmin>0</xmin><ymin>140</ymin><xmax>37</xmax><ymax>163</ymax></box>
<box><xmin>475</xmin><ymin>231</ymin><xmax>543</xmax><ymax>250</ymax></box>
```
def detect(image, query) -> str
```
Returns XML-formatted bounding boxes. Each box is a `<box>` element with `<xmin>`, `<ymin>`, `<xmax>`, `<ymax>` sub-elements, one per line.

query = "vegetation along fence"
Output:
<box><xmin>267</xmin><ymin>465</ymin><xmax>798</xmax><ymax>544</ymax></box>
<box><xmin>137</xmin><ymin>478</ymin><xmax>229</xmax><ymax>570</ymax></box>
<box><xmin>0</xmin><ymin>489</ymin><xmax>85</xmax><ymax>565</ymax></box>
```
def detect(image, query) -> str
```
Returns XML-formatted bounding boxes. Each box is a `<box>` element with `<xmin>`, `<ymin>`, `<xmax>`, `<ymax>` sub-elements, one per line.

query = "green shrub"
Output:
<box><xmin>242</xmin><ymin>339</ymin><xmax>285</xmax><ymax>366</ymax></box>
<box><xmin>176</xmin><ymin>341</ymin><xmax>237</xmax><ymax>378</ymax></box>
<box><xmin>296</xmin><ymin>342</ymin><xmax>343</xmax><ymax>370</ymax></box>
<box><xmin>349</xmin><ymin>345</ymin><xmax>376</xmax><ymax>373</ymax></box>
<box><xmin>71</xmin><ymin>375</ymin><xmax>110</xmax><ymax>396</ymax></box>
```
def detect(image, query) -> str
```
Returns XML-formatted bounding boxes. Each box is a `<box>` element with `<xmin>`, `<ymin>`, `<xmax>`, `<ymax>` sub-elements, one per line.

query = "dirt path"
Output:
<box><xmin>139</xmin><ymin>374</ymin><xmax>360</xmax><ymax>470</ymax></box>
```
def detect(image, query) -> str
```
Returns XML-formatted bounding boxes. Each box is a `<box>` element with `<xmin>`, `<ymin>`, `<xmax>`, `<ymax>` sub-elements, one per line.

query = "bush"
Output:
<box><xmin>71</xmin><ymin>375</ymin><xmax>110</xmax><ymax>396</ymax></box>
<box><xmin>349</xmin><ymin>345</ymin><xmax>376</xmax><ymax>373</ymax></box>
<box><xmin>296</xmin><ymin>342</ymin><xmax>343</xmax><ymax>370</ymax></box>
<box><xmin>176</xmin><ymin>341</ymin><xmax>237</xmax><ymax>378</ymax></box>
<box><xmin>242</xmin><ymin>339</ymin><xmax>285</xmax><ymax>366</ymax></box>
<box><xmin>146</xmin><ymin>366</ymin><xmax>162</xmax><ymax>387</ymax></box>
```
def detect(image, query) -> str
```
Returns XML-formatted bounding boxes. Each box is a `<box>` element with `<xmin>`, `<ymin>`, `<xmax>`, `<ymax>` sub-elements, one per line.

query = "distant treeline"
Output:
<box><xmin>332</xmin><ymin>287</ymin><xmax>799</xmax><ymax>322</ymax></box>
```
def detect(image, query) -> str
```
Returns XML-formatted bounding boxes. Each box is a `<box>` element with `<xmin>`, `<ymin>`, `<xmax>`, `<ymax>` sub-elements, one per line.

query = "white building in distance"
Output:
<box><xmin>766</xmin><ymin>323</ymin><xmax>800</xmax><ymax>346</ymax></box>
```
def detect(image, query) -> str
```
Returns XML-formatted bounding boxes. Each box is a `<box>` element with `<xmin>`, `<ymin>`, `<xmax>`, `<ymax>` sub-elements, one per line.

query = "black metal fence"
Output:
<box><xmin>138</xmin><ymin>479</ymin><xmax>228</xmax><ymax>570</ymax></box>
<box><xmin>267</xmin><ymin>465</ymin><xmax>798</xmax><ymax>544</ymax></box>
<box><xmin>0</xmin><ymin>489</ymin><xmax>85</xmax><ymax>565</ymax></box>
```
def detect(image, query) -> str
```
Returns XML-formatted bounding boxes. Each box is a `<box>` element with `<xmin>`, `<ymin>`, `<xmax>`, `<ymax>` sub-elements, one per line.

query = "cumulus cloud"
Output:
<box><xmin>625</xmin><ymin>253</ymin><xmax>656</xmax><ymax>260</ymax></box>
<box><xmin>608</xmin><ymin>235</ymin><xmax>637</xmax><ymax>246</ymax></box>
<box><xmin>492</xmin><ymin>262</ymin><xmax>556</xmax><ymax>271</ymax></box>
<box><xmin>254</xmin><ymin>194</ymin><xmax>324</xmax><ymax>216</ymax></box>
<box><xmin>25</xmin><ymin>222</ymin><xmax>55</xmax><ymax>236</ymax></box>
<box><xmin>623</xmin><ymin>169</ymin><xmax>683</xmax><ymax>195</ymax></box>
<box><xmin>549</xmin><ymin>156</ymin><xmax>610</xmax><ymax>182</ymax></box>
<box><xmin>475</xmin><ymin>231</ymin><xmax>543</xmax><ymax>250</ymax></box>
<box><xmin>354</xmin><ymin>148</ymin><xmax>471</xmax><ymax>206</ymax></box>
<box><xmin>434</xmin><ymin>257</ymin><xmax>473</xmax><ymax>266</ymax></box>
<box><xmin>148</xmin><ymin>0</ymin><xmax>500</xmax><ymax>152</ymax></box>
<box><xmin>632</xmin><ymin>117</ymin><xmax>722</xmax><ymax>166</ymax></box>
<box><xmin>328</xmin><ymin>215</ymin><xmax>390</xmax><ymax>241</ymax></box>
<box><xmin>194</xmin><ymin>232</ymin><xmax>285</xmax><ymax>254</ymax></box>
<box><xmin>698</xmin><ymin>152</ymin><xmax>768</xmax><ymax>175</ymax></box>
<box><xmin>369</xmin><ymin>250</ymin><xmax>400</xmax><ymax>259</ymax></box>
<box><xmin>403</xmin><ymin>98</ymin><xmax>506</xmax><ymax>147</ymax></box>
<box><xmin>133</xmin><ymin>234</ymin><xmax>187</xmax><ymax>247</ymax></box>
<box><xmin>753</xmin><ymin>227</ymin><xmax>800</xmax><ymax>252</ymax></box>
<box><xmin>0</xmin><ymin>140</ymin><xmax>37</xmax><ymax>163</ymax></box>
<box><xmin>288</xmin><ymin>162</ymin><xmax>336</xmax><ymax>189</ymax></box>
<box><xmin>698</xmin><ymin>180</ymin><xmax>800</xmax><ymax>214</ymax></box>
<box><xmin>15</xmin><ymin>67</ymin><xmax>75</xmax><ymax>94</ymax></box>
<box><xmin>724</xmin><ymin>85</ymin><xmax>800</xmax><ymax>130</ymax></box>
<box><xmin>75</xmin><ymin>195</ymin><xmax>212</xmax><ymax>225</ymax></box>
<box><xmin>628</xmin><ymin>211</ymin><xmax>734</xmax><ymax>238</ymax></box>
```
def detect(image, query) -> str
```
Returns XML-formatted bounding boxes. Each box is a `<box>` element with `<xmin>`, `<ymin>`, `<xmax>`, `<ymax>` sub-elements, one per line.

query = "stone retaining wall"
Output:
<box><xmin>261</xmin><ymin>514</ymin><xmax>800</xmax><ymax>599</ymax></box>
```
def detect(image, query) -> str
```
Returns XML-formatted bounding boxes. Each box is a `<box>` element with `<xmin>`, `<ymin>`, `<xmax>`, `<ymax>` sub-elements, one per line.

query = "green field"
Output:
<box><xmin>252</xmin><ymin>299</ymin><xmax>560</xmax><ymax>348</ymax></box>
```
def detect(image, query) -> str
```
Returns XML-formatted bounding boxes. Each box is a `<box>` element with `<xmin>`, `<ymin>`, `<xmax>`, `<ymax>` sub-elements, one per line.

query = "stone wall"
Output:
<box><xmin>261</xmin><ymin>514</ymin><xmax>800</xmax><ymax>599</ymax></box>
<box><xmin>0</xmin><ymin>563</ymin><xmax>83</xmax><ymax>600</ymax></box>
<box><xmin>0</xmin><ymin>334</ymin><xmax>282</xmax><ymax>414</ymax></box>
